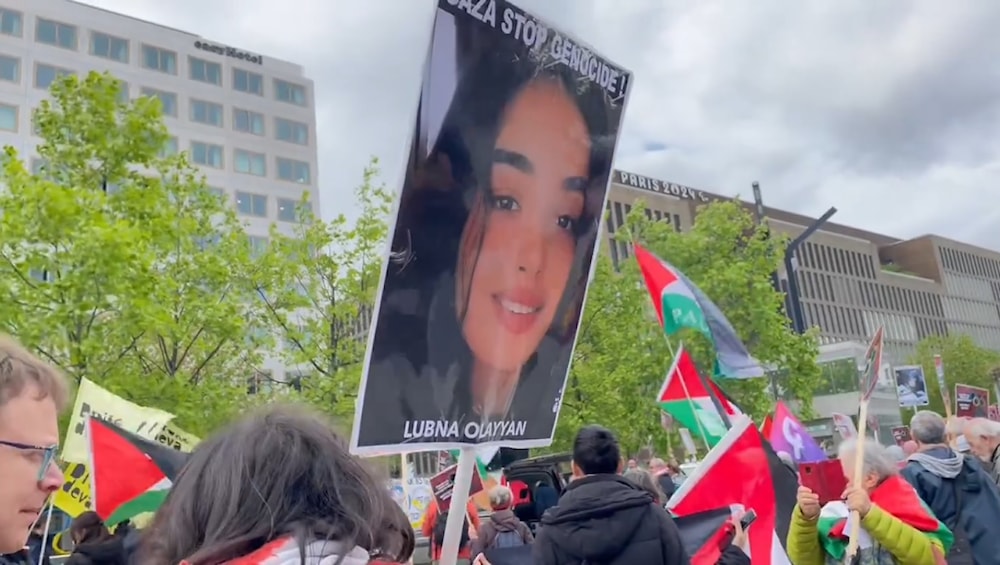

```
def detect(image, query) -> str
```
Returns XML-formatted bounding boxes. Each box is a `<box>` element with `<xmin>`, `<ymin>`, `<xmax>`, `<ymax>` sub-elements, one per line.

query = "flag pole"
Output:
<box><xmin>847</xmin><ymin>326</ymin><xmax>884</xmax><ymax>559</ymax></box>
<box><xmin>663</xmin><ymin>339</ymin><xmax>712</xmax><ymax>453</ymax></box>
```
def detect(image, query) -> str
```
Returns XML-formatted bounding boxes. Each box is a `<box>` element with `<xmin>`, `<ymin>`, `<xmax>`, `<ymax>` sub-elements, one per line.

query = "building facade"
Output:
<box><xmin>0</xmin><ymin>0</ymin><xmax>318</xmax><ymax>381</ymax></box>
<box><xmin>604</xmin><ymin>169</ymin><xmax>1000</xmax><ymax>426</ymax></box>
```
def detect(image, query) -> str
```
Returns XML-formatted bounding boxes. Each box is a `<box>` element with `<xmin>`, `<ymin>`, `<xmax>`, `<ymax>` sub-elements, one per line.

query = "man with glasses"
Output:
<box><xmin>0</xmin><ymin>335</ymin><xmax>68</xmax><ymax>555</ymax></box>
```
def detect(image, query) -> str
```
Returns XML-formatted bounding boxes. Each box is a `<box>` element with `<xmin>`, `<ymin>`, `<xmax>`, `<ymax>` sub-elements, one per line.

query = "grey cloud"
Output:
<box><xmin>84</xmin><ymin>0</ymin><xmax>1000</xmax><ymax>248</ymax></box>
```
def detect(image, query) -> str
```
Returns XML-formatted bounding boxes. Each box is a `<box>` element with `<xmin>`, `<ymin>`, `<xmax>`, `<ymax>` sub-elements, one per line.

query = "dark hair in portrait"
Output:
<box><xmin>358</xmin><ymin>9</ymin><xmax>623</xmax><ymax>445</ymax></box>
<box><xmin>139</xmin><ymin>405</ymin><xmax>413</xmax><ymax>565</ymax></box>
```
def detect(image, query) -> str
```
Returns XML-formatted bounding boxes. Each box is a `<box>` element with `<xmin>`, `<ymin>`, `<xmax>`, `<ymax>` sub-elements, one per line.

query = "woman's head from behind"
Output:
<box><xmin>622</xmin><ymin>468</ymin><xmax>664</xmax><ymax>504</ymax></box>
<box><xmin>70</xmin><ymin>511</ymin><xmax>110</xmax><ymax>546</ymax></box>
<box><xmin>141</xmin><ymin>404</ymin><xmax>410</xmax><ymax>565</ymax></box>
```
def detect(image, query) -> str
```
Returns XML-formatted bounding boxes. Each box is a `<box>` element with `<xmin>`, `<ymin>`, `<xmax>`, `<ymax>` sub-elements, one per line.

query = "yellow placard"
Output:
<box><xmin>62</xmin><ymin>378</ymin><xmax>175</xmax><ymax>464</ymax></box>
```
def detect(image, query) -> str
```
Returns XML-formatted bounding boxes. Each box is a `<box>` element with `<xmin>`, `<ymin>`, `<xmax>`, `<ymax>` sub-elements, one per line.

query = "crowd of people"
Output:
<box><xmin>6</xmin><ymin>330</ymin><xmax>1000</xmax><ymax>564</ymax></box>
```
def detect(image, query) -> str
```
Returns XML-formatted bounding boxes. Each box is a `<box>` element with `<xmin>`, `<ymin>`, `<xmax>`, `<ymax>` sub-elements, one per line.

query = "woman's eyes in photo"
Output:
<box><xmin>490</xmin><ymin>194</ymin><xmax>519</xmax><ymax>211</ymax></box>
<box><xmin>557</xmin><ymin>216</ymin><xmax>577</xmax><ymax>231</ymax></box>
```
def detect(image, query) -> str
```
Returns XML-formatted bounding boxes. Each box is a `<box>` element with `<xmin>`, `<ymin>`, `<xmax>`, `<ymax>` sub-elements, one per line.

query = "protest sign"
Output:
<box><xmin>351</xmin><ymin>0</ymin><xmax>631</xmax><ymax>453</ymax></box>
<box><xmin>63</xmin><ymin>378</ymin><xmax>175</xmax><ymax>463</ymax></box>
<box><xmin>430</xmin><ymin>463</ymin><xmax>485</xmax><ymax>512</ymax></box>
<box><xmin>54</xmin><ymin>380</ymin><xmax>197</xmax><ymax>517</ymax></box>
<box><xmin>890</xmin><ymin>426</ymin><xmax>911</xmax><ymax>446</ymax></box>
<box><xmin>955</xmin><ymin>384</ymin><xmax>989</xmax><ymax>418</ymax></box>
<box><xmin>893</xmin><ymin>366</ymin><xmax>930</xmax><ymax>408</ymax></box>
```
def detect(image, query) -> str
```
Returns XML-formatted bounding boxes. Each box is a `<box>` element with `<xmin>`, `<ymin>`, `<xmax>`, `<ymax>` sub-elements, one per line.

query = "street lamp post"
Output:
<box><xmin>784</xmin><ymin>206</ymin><xmax>838</xmax><ymax>334</ymax></box>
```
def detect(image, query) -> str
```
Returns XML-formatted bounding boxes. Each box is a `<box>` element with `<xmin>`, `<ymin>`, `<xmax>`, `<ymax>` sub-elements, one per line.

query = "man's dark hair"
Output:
<box><xmin>573</xmin><ymin>425</ymin><xmax>621</xmax><ymax>475</ymax></box>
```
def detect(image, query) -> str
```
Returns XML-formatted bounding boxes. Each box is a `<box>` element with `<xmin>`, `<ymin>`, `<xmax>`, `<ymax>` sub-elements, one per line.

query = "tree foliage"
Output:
<box><xmin>908</xmin><ymin>334</ymin><xmax>1000</xmax><ymax>417</ymax></box>
<box><xmin>547</xmin><ymin>254</ymin><xmax>671</xmax><ymax>457</ymax></box>
<box><xmin>620</xmin><ymin>200</ymin><xmax>823</xmax><ymax>419</ymax></box>
<box><xmin>0</xmin><ymin>72</ymin><xmax>266</xmax><ymax>435</ymax></box>
<box><xmin>256</xmin><ymin>159</ymin><xmax>392</xmax><ymax>427</ymax></box>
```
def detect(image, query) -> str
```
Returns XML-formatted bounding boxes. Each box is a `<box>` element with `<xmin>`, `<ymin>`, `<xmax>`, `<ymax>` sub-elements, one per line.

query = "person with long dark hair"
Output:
<box><xmin>139</xmin><ymin>405</ymin><xmax>413</xmax><ymax>565</ymax></box>
<box><xmin>358</xmin><ymin>22</ymin><xmax>618</xmax><ymax>449</ymax></box>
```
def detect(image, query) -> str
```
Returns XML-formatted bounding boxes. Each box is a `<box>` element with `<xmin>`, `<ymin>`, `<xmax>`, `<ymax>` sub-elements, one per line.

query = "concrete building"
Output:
<box><xmin>0</xmin><ymin>0</ymin><xmax>318</xmax><ymax>382</ymax></box>
<box><xmin>604</xmin><ymin>169</ymin><xmax>1000</xmax><ymax>434</ymax></box>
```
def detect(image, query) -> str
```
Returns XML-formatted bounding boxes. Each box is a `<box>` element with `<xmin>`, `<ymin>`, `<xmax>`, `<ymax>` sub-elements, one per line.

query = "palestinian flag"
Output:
<box><xmin>760</xmin><ymin>414</ymin><xmax>773</xmax><ymax>439</ymax></box>
<box><xmin>668</xmin><ymin>415</ymin><xmax>797</xmax><ymax>563</ymax></box>
<box><xmin>87</xmin><ymin>416</ymin><xmax>188</xmax><ymax>525</ymax></box>
<box><xmin>816</xmin><ymin>475</ymin><xmax>952</xmax><ymax>561</ymax></box>
<box><xmin>634</xmin><ymin>243</ymin><xmax>764</xmax><ymax>379</ymax></box>
<box><xmin>672</xmin><ymin>507</ymin><xmax>736</xmax><ymax>564</ymax></box>
<box><xmin>658</xmin><ymin>345</ymin><xmax>741</xmax><ymax>446</ymax></box>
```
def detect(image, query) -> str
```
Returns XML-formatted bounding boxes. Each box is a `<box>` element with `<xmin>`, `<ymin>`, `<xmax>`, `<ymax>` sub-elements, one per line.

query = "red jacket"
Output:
<box><xmin>420</xmin><ymin>499</ymin><xmax>481</xmax><ymax>561</ymax></box>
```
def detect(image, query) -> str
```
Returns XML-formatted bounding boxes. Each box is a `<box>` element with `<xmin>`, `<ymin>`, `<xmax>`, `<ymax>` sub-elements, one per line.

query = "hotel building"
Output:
<box><xmin>605</xmin><ymin>170</ymin><xmax>1000</xmax><ymax>439</ymax></box>
<box><xmin>0</xmin><ymin>0</ymin><xmax>318</xmax><ymax>383</ymax></box>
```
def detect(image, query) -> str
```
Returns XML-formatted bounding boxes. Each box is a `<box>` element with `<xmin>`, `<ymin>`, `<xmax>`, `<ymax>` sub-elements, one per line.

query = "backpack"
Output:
<box><xmin>489</xmin><ymin>530</ymin><xmax>525</xmax><ymax>549</ymax></box>
<box><xmin>944</xmin><ymin>466</ymin><xmax>975</xmax><ymax>565</ymax></box>
<box><xmin>432</xmin><ymin>510</ymin><xmax>470</xmax><ymax>548</ymax></box>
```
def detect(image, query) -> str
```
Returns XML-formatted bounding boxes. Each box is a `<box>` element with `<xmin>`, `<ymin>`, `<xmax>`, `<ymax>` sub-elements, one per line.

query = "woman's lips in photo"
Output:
<box><xmin>493</xmin><ymin>290</ymin><xmax>543</xmax><ymax>335</ymax></box>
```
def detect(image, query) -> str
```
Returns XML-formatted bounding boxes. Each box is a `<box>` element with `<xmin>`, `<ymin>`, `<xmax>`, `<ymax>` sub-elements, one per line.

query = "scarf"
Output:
<box><xmin>180</xmin><ymin>537</ymin><xmax>370</xmax><ymax>565</ymax></box>
<box><xmin>816</xmin><ymin>475</ymin><xmax>952</xmax><ymax>561</ymax></box>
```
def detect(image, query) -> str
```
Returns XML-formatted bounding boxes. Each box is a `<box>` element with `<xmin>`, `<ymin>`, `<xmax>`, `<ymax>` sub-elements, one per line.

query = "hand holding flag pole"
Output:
<box><xmin>846</xmin><ymin>326</ymin><xmax>884</xmax><ymax>558</ymax></box>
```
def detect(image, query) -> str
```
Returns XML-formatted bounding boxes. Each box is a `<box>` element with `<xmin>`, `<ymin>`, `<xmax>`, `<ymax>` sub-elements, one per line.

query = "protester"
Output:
<box><xmin>962</xmin><ymin>417</ymin><xmax>1000</xmax><ymax>485</ymax></box>
<box><xmin>887</xmin><ymin>444</ymin><xmax>906</xmax><ymax>465</ymax></box>
<box><xmin>623</xmin><ymin>468</ymin><xmax>667</xmax><ymax>505</ymax></box>
<box><xmin>788</xmin><ymin>438</ymin><xmax>949</xmax><ymax>564</ymax></box>
<box><xmin>139</xmin><ymin>404</ymin><xmax>413</xmax><ymax>565</ymax></box>
<box><xmin>902</xmin><ymin>440</ymin><xmax>918</xmax><ymax>457</ymax></box>
<box><xmin>470</xmin><ymin>486</ymin><xmax>532</xmax><ymax>556</ymax></box>
<box><xmin>532</xmin><ymin>425</ymin><xmax>750</xmax><ymax>564</ymax></box>
<box><xmin>26</xmin><ymin>521</ymin><xmax>53</xmax><ymax>565</ymax></box>
<box><xmin>776</xmin><ymin>451</ymin><xmax>799</xmax><ymax>478</ymax></box>
<box><xmin>902</xmin><ymin>411</ymin><xmax>1000</xmax><ymax>564</ymax></box>
<box><xmin>0</xmin><ymin>335</ymin><xmax>69</xmax><ymax>555</ymax></box>
<box><xmin>648</xmin><ymin>458</ymin><xmax>677</xmax><ymax>500</ymax></box>
<box><xmin>947</xmin><ymin>417</ymin><xmax>972</xmax><ymax>454</ymax></box>
<box><xmin>0</xmin><ymin>548</ymin><xmax>32</xmax><ymax>565</ymax></box>
<box><xmin>64</xmin><ymin>512</ymin><xmax>126</xmax><ymax>565</ymax></box>
<box><xmin>420</xmin><ymin>495</ymin><xmax>481</xmax><ymax>564</ymax></box>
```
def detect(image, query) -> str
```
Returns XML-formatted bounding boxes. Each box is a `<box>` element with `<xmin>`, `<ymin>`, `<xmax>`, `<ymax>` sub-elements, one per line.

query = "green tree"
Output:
<box><xmin>619</xmin><ymin>199</ymin><xmax>823</xmax><ymax>419</ymax></box>
<box><xmin>908</xmin><ymin>334</ymin><xmax>1000</xmax><ymax>418</ymax></box>
<box><xmin>547</xmin><ymin>254</ymin><xmax>673</xmax><ymax>457</ymax></box>
<box><xmin>256</xmin><ymin>158</ymin><xmax>391</xmax><ymax>425</ymax></box>
<box><xmin>0</xmin><ymin>72</ymin><xmax>264</xmax><ymax>435</ymax></box>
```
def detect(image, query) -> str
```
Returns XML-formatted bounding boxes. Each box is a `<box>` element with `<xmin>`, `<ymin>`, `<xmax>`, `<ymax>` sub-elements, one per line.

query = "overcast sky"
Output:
<box><xmin>84</xmin><ymin>0</ymin><xmax>1000</xmax><ymax>249</ymax></box>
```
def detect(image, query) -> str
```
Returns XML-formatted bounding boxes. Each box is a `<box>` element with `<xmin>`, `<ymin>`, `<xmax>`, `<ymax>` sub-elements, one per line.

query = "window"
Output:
<box><xmin>277</xmin><ymin>198</ymin><xmax>296</xmax><ymax>222</ymax></box>
<box><xmin>116</xmin><ymin>81</ymin><xmax>129</xmax><ymax>103</ymax></box>
<box><xmin>236</xmin><ymin>191</ymin><xmax>268</xmax><ymax>217</ymax></box>
<box><xmin>248</xmin><ymin>236</ymin><xmax>269</xmax><ymax>258</ymax></box>
<box><xmin>90</xmin><ymin>32</ymin><xmax>128</xmax><ymax>63</ymax></box>
<box><xmin>231</xmin><ymin>108</ymin><xmax>263</xmax><ymax>136</ymax></box>
<box><xmin>140</xmin><ymin>87</ymin><xmax>177</xmax><ymax>117</ymax></box>
<box><xmin>274</xmin><ymin>79</ymin><xmax>306</xmax><ymax>106</ymax></box>
<box><xmin>0</xmin><ymin>55</ymin><xmax>18</xmax><ymax>83</ymax></box>
<box><xmin>30</xmin><ymin>158</ymin><xmax>46</xmax><ymax>175</ymax></box>
<box><xmin>234</xmin><ymin>149</ymin><xmax>266</xmax><ymax>176</ymax></box>
<box><xmin>208</xmin><ymin>186</ymin><xmax>225</xmax><ymax>200</ymax></box>
<box><xmin>275</xmin><ymin>118</ymin><xmax>308</xmax><ymax>145</ymax></box>
<box><xmin>189</xmin><ymin>56</ymin><xmax>222</xmax><ymax>85</ymax></box>
<box><xmin>34</xmin><ymin>64</ymin><xmax>73</xmax><ymax>90</ymax></box>
<box><xmin>159</xmin><ymin>136</ymin><xmax>178</xmax><ymax>157</ymax></box>
<box><xmin>142</xmin><ymin>44</ymin><xmax>176</xmax><ymax>74</ymax></box>
<box><xmin>0</xmin><ymin>103</ymin><xmax>16</xmax><ymax>131</ymax></box>
<box><xmin>233</xmin><ymin>68</ymin><xmax>263</xmax><ymax>95</ymax></box>
<box><xmin>0</xmin><ymin>9</ymin><xmax>21</xmax><ymax>37</ymax></box>
<box><xmin>190</xmin><ymin>99</ymin><xmax>223</xmax><ymax>127</ymax></box>
<box><xmin>276</xmin><ymin>157</ymin><xmax>310</xmax><ymax>183</ymax></box>
<box><xmin>35</xmin><ymin>19</ymin><xmax>76</xmax><ymax>50</ymax></box>
<box><xmin>190</xmin><ymin>141</ymin><xmax>223</xmax><ymax>169</ymax></box>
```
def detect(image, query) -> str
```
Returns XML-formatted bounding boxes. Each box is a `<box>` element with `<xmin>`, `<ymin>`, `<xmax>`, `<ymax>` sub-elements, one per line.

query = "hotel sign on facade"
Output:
<box><xmin>615</xmin><ymin>170</ymin><xmax>712</xmax><ymax>203</ymax></box>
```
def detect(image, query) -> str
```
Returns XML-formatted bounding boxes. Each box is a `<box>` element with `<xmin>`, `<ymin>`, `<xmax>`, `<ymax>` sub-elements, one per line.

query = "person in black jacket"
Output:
<box><xmin>531</xmin><ymin>425</ymin><xmax>750</xmax><ymax>565</ymax></box>
<box><xmin>64</xmin><ymin>512</ymin><xmax>126</xmax><ymax>565</ymax></box>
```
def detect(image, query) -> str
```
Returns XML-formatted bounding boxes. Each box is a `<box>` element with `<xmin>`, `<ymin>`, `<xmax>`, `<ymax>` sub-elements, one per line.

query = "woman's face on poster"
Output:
<box><xmin>461</xmin><ymin>79</ymin><xmax>590</xmax><ymax>373</ymax></box>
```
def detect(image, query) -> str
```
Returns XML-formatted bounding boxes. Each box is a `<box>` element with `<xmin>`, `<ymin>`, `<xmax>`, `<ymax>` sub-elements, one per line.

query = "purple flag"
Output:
<box><xmin>768</xmin><ymin>402</ymin><xmax>826</xmax><ymax>463</ymax></box>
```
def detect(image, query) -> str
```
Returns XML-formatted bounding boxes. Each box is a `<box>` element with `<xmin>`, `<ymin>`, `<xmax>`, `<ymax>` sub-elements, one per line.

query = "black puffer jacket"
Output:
<box><xmin>531</xmin><ymin>474</ymin><xmax>688</xmax><ymax>565</ymax></box>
